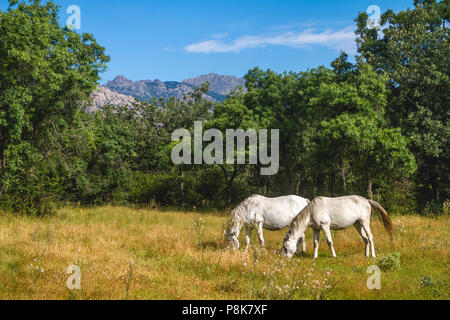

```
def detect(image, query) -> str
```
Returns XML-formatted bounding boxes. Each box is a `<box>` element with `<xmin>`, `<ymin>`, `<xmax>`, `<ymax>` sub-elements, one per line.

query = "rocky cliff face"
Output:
<box><xmin>182</xmin><ymin>73</ymin><xmax>246</xmax><ymax>96</ymax></box>
<box><xmin>104</xmin><ymin>73</ymin><xmax>246</xmax><ymax>103</ymax></box>
<box><xmin>90</xmin><ymin>86</ymin><xmax>136</xmax><ymax>111</ymax></box>
<box><xmin>104</xmin><ymin>76</ymin><xmax>196</xmax><ymax>101</ymax></box>
<box><xmin>91</xmin><ymin>73</ymin><xmax>246</xmax><ymax>109</ymax></box>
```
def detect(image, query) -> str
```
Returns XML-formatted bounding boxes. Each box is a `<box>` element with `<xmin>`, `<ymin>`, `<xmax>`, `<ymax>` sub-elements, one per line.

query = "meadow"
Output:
<box><xmin>0</xmin><ymin>206</ymin><xmax>448</xmax><ymax>300</ymax></box>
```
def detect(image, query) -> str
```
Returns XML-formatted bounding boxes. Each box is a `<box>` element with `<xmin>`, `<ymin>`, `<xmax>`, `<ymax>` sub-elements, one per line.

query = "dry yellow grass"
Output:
<box><xmin>0</xmin><ymin>206</ymin><xmax>448</xmax><ymax>300</ymax></box>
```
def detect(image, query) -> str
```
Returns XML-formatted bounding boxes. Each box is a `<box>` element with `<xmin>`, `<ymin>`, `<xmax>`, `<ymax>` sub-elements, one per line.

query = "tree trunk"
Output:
<box><xmin>0</xmin><ymin>143</ymin><xmax>5</xmax><ymax>168</ymax></box>
<box><xmin>295</xmin><ymin>179</ymin><xmax>301</xmax><ymax>196</ymax></box>
<box><xmin>219</xmin><ymin>164</ymin><xmax>240</xmax><ymax>208</ymax></box>
<box><xmin>330</xmin><ymin>173</ymin><xmax>336</xmax><ymax>196</ymax></box>
<box><xmin>179</xmin><ymin>170</ymin><xmax>185</xmax><ymax>208</ymax></box>
<box><xmin>340</xmin><ymin>165</ymin><xmax>347</xmax><ymax>194</ymax></box>
<box><xmin>227</xmin><ymin>182</ymin><xmax>233</xmax><ymax>208</ymax></box>
<box><xmin>0</xmin><ymin>145</ymin><xmax>5</xmax><ymax>196</ymax></box>
<box><xmin>283</xmin><ymin>154</ymin><xmax>296</xmax><ymax>194</ymax></box>
<box><xmin>367</xmin><ymin>172</ymin><xmax>373</xmax><ymax>200</ymax></box>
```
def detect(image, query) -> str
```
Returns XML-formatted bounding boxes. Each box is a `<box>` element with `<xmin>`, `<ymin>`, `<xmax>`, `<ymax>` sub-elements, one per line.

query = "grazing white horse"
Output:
<box><xmin>227</xmin><ymin>195</ymin><xmax>310</xmax><ymax>251</ymax></box>
<box><xmin>283</xmin><ymin>195</ymin><xmax>393</xmax><ymax>259</ymax></box>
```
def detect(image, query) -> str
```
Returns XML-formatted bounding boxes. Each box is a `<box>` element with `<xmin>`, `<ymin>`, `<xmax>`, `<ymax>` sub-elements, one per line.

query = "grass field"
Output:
<box><xmin>0</xmin><ymin>206</ymin><xmax>448</xmax><ymax>300</ymax></box>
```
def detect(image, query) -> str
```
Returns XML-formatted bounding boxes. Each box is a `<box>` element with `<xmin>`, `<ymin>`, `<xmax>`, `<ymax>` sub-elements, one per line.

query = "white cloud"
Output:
<box><xmin>211</xmin><ymin>33</ymin><xmax>230</xmax><ymax>39</ymax></box>
<box><xmin>185</xmin><ymin>26</ymin><xmax>356</xmax><ymax>54</ymax></box>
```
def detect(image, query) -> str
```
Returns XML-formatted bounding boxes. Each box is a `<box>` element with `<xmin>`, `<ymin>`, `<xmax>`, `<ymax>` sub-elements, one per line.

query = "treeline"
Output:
<box><xmin>0</xmin><ymin>0</ymin><xmax>448</xmax><ymax>215</ymax></box>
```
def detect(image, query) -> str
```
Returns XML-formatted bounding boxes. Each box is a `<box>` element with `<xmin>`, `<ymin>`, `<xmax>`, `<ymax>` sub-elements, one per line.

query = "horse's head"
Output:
<box><xmin>282</xmin><ymin>233</ymin><xmax>297</xmax><ymax>259</ymax></box>
<box><xmin>225</xmin><ymin>215</ymin><xmax>241</xmax><ymax>249</ymax></box>
<box><xmin>226</xmin><ymin>233</ymin><xmax>240</xmax><ymax>250</ymax></box>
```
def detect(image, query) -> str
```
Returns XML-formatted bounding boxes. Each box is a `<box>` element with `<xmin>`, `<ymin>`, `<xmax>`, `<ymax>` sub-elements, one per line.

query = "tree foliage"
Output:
<box><xmin>0</xmin><ymin>0</ymin><xmax>109</xmax><ymax>213</ymax></box>
<box><xmin>356</xmin><ymin>0</ymin><xmax>449</xmax><ymax>210</ymax></box>
<box><xmin>0</xmin><ymin>0</ymin><xmax>447</xmax><ymax>214</ymax></box>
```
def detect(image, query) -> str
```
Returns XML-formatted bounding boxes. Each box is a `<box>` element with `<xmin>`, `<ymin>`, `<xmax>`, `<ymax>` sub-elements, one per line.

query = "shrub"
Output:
<box><xmin>443</xmin><ymin>201</ymin><xmax>449</xmax><ymax>215</ymax></box>
<box><xmin>377</xmin><ymin>180</ymin><xmax>417</xmax><ymax>215</ymax></box>
<box><xmin>127</xmin><ymin>172</ymin><xmax>179</xmax><ymax>206</ymax></box>
<box><xmin>377</xmin><ymin>252</ymin><xmax>401</xmax><ymax>272</ymax></box>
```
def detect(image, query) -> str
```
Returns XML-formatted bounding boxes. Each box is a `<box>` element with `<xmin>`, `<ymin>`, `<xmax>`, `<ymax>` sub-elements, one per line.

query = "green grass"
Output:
<box><xmin>0</xmin><ymin>206</ymin><xmax>448</xmax><ymax>300</ymax></box>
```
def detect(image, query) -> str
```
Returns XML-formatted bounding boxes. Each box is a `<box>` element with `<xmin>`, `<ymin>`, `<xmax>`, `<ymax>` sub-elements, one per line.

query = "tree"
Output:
<box><xmin>355</xmin><ymin>0</ymin><xmax>449</xmax><ymax>209</ymax></box>
<box><xmin>0</xmin><ymin>0</ymin><xmax>109</xmax><ymax>212</ymax></box>
<box><xmin>313</xmin><ymin>62</ymin><xmax>417</xmax><ymax>199</ymax></box>
<box><xmin>154</xmin><ymin>84</ymin><xmax>213</xmax><ymax>207</ymax></box>
<box><xmin>244</xmin><ymin>67</ymin><xmax>315</xmax><ymax>195</ymax></box>
<box><xmin>207</xmin><ymin>89</ymin><xmax>260</xmax><ymax>206</ymax></box>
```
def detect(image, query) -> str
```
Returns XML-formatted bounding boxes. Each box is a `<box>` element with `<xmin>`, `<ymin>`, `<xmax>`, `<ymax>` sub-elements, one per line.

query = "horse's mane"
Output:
<box><xmin>232</xmin><ymin>195</ymin><xmax>260</xmax><ymax>216</ymax></box>
<box><xmin>285</xmin><ymin>202</ymin><xmax>311</xmax><ymax>240</ymax></box>
<box><xmin>228</xmin><ymin>197</ymin><xmax>254</xmax><ymax>235</ymax></box>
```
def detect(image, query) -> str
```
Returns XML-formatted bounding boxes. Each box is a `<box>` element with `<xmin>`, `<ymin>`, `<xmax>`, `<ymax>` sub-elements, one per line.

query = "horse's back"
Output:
<box><xmin>242</xmin><ymin>194</ymin><xmax>308</xmax><ymax>210</ymax></box>
<box><xmin>269</xmin><ymin>195</ymin><xmax>309</xmax><ymax>207</ymax></box>
<box><xmin>260</xmin><ymin>195</ymin><xmax>309</xmax><ymax>229</ymax></box>
<box><xmin>312</xmin><ymin>195</ymin><xmax>367</xmax><ymax>207</ymax></box>
<box><xmin>235</xmin><ymin>194</ymin><xmax>309</xmax><ymax>230</ymax></box>
<box><xmin>309</xmin><ymin>196</ymin><xmax>370</xmax><ymax>229</ymax></box>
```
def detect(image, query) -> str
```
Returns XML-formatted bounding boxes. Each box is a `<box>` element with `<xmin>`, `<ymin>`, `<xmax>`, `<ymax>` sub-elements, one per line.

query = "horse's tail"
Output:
<box><xmin>368</xmin><ymin>200</ymin><xmax>393</xmax><ymax>240</ymax></box>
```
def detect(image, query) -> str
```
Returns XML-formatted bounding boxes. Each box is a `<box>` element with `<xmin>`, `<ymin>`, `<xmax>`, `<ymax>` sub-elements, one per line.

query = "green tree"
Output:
<box><xmin>0</xmin><ymin>0</ymin><xmax>109</xmax><ymax>212</ymax></box>
<box><xmin>244</xmin><ymin>67</ymin><xmax>313</xmax><ymax>195</ymax></box>
<box><xmin>207</xmin><ymin>89</ymin><xmax>260</xmax><ymax>206</ymax></box>
<box><xmin>355</xmin><ymin>0</ymin><xmax>449</xmax><ymax>210</ymax></box>
<box><xmin>313</xmin><ymin>62</ymin><xmax>417</xmax><ymax>199</ymax></box>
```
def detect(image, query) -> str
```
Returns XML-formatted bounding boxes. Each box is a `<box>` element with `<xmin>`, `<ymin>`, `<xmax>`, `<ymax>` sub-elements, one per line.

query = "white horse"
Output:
<box><xmin>227</xmin><ymin>195</ymin><xmax>310</xmax><ymax>251</ymax></box>
<box><xmin>283</xmin><ymin>195</ymin><xmax>393</xmax><ymax>259</ymax></box>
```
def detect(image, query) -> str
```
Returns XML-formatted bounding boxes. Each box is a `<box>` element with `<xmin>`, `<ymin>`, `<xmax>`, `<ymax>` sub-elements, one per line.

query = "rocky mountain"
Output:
<box><xmin>182</xmin><ymin>73</ymin><xmax>246</xmax><ymax>96</ymax></box>
<box><xmin>103</xmin><ymin>73</ymin><xmax>246</xmax><ymax>103</ymax></box>
<box><xmin>90</xmin><ymin>86</ymin><xmax>136</xmax><ymax>111</ymax></box>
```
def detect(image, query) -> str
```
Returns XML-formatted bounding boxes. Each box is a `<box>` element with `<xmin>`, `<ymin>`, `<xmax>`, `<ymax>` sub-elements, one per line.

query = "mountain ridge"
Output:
<box><xmin>103</xmin><ymin>73</ymin><xmax>246</xmax><ymax>103</ymax></box>
<box><xmin>90</xmin><ymin>86</ymin><xmax>136</xmax><ymax>111</ymax></box>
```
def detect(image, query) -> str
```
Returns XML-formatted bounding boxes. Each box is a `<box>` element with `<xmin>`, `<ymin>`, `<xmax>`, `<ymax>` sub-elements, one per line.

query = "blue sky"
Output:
<box><xmin>1</xmin><ymin>0</ymin><xmax>413</xmax><ymax>83</ymax></box>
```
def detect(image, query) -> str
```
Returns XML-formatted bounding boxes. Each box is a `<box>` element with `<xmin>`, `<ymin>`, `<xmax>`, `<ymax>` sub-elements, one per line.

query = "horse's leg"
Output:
<box><xmin>354</xmin><ymin>221</ymin><xmax>370</xmax><ymax>258</ymax></box>
<box><xmin>245</xmin><ymin>227</ymin><xmax>252</xmax><ymax>251</ymax></box>
<box><xmin>361</xmin><ymin>220</ymin><xmax>376</xmax><ymax>258</ymax></box>
<box><xmin>300</xmin><ymin>233</ymin><xmax>307</xmax><ymax>255</ymax></box>
<box><xmin>256</xmin><ymin>223</ymin><xmax>265</xmax><ymax>248</ymax></box>
<box><xmin>313</xmin><ymin>230</ymin><xmax>320</xmax><ymax>259</ymax></box>
<box><xmin>295</xmin><ymin>236</ymin><xmax>305</xmax><ymax>256</ymax></box>
<box><xmin>321</xmin><ymin>225</ymin><xmax>337</xmax><ymax>258</ymax></box>
<box><xmin>231</xmin><ymin>235</ymin><xmax>240</xmax><ymax>250</ymax></box>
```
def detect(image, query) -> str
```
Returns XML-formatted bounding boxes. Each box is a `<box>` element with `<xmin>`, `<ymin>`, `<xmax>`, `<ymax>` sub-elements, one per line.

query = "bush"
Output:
<box><xmin>127</xmin><ymin>172</ymin><xmax>179</xmax><ymax>206</ymax></box>
<box><xmin>443</xmin><ymin>201</ymin><xmax>450</xmax><ymax>215</ymax></box>
<box><xmin>0</xmin><ymin>194</ymin><xmax>58</xmax><ymax>216</ymax></box>
<box><xmin>377</xmin><ymin>180</ymin><xmax>417</xmax><ymax>215</ymax></box>
<box><xmin>377</xmin><ymin>252</ymin><xmax>401</xmax><ymax>272</ymax></box>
